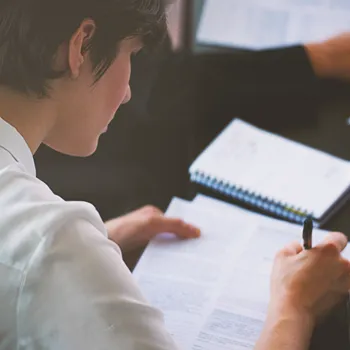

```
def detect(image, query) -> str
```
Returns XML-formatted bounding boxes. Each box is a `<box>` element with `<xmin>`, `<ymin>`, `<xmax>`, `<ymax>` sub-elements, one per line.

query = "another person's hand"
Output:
<box><xmin>269</xmin><ymin>232</ymin><xmax>350</xmax><ymax>327</ymax></box>
<box><xmin>306</xmin><ymin>32</ymin><xmax>350</xmax><ymax>80</ymax></box>
<box><xmin>105</xmin><ymin>205</ymin><xmax>201</xmax><ymax>253</ymax></box>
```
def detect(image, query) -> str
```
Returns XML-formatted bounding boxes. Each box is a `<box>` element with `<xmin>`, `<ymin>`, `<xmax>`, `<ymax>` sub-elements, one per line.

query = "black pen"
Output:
<box><xmin>303</xmin><ymin>217</ymin><xmax>313</xmax><ymax>250</ymax></box>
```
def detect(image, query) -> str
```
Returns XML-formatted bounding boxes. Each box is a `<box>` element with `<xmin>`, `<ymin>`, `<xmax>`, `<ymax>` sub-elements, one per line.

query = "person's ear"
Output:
<box><xmin>68</xmin><ymin>19</ymin><xmax>96</xmax><ymax>79</ymax></box>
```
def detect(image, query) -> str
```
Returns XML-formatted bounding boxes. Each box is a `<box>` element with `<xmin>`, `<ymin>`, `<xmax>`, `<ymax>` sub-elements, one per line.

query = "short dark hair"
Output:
<box><xmin>0</xmin><ymin>0</ymin><xmax>167</xmax><ymax>97</ymax></box>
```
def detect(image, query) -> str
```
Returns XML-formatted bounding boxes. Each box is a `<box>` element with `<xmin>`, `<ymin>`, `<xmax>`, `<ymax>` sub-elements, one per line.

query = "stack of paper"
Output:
<box><xmin>197</xmin><ymin>0</ymin><xmax>350</xmax><ymax>50</ymax></box>
<box><xmin>133</xmin><ymin>196</ymin><xmax>350</xmax><ymax>349</ymax></box>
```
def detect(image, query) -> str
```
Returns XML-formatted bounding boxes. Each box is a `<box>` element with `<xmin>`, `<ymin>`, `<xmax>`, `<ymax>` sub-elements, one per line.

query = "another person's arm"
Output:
<box><xmin>255</xmin><ymin>233</ymin><xmax>350</xmax><ymax>350</ymax></box>
<box><xmin>166</xmin><ymin>0</ymin><xmax>350</xmax><ymax>84</ymax></box>
<box><xmin>151</xmin><ymin>33</ymin><xmax>350</xmax><ymax>119</ymax></box>
<box><xmin>188</xmin><ymin>33</ymin><xmax>350</xmax><ymax>108</ymax></box>
<box><xmin>160</xmin><ymin>1</ymin><xmax>350</xmax><ymax>127</ymax></box>
<box><xmin>306</xmin><ymin>33</ymin><xmax>350</xmax><ymax>80</ymax></box>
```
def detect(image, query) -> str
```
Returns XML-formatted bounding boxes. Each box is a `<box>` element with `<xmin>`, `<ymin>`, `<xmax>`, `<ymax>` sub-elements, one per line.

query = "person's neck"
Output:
<box><xmin>0</xmin><ymin>87</ymin><xmax>57</xmax><ymax>155</ymax></box>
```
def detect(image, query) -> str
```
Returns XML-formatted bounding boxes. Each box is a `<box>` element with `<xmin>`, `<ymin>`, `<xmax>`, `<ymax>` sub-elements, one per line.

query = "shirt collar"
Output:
<box><xmin>0</xmin><ymin>118</ymin><xmax>36</xmax><ymax>176</ymax></box>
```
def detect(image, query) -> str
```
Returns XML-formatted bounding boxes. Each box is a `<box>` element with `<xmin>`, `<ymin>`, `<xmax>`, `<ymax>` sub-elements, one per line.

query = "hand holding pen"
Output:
<box><xmin>269</xmin><ymin>230</ymin><xmax>350</xmax><ymax>328</ymax></box>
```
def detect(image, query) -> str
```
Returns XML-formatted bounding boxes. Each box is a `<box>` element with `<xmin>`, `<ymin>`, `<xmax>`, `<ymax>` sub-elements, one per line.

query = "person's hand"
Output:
<box><xmin>269</xmin><ymin>232</ymin><xmax>350</xmax><ymax>327</ymax></box>
<box><xmin>306</xmin><ymin>32</ymin><xmax>350</xmax><ymax>80</ymax></box>
<box><xmin>105</xmin><ymin>205</ymin><xmax>201</xmax><ymax>253</ymax></box>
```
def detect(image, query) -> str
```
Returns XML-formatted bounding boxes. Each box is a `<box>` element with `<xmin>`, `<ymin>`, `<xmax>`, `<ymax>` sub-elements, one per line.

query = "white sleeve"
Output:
<box><xmin>17</xmin><ymin>219</ymin><xmax>179</xmax><ymax>350</ymax></box>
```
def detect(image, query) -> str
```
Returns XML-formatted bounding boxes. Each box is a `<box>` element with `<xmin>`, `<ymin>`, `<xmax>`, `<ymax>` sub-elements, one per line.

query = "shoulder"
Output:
<box><xmin>0</xmin><ymin>163</ymin><xmax>110</xmax><ymax>272</ymax></box>
<box><xmin>2</xmin><ymin>167</ymin><xmax>177</xmax><ymax>350</ymax></box>
<box><xmin>17</xmin><ymin>213</ymin><xmax>177</xmax><ymax>350</ymax></box>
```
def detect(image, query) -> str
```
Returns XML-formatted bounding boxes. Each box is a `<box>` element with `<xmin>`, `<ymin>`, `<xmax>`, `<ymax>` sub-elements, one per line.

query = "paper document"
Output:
<box><xmin>134</xmin><ymin>197</ymin><xmax>350</xmax><ymax>349</ymax></box>
<box><xmin>197</xmin><ymin>0</ymin><xmax>350</xmax><ymax>49</ymax></box>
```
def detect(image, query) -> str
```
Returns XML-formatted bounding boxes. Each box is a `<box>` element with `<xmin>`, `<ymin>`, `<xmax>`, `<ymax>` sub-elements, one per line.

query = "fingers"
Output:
<box><xmin>278</xmin><ymin>241</ymin><xmax>303</xmax><ymax>257</ymax></box>
<box><xmin>316</xmin><ymin>232</ymin><xmax>350</xmax><ymax>291</ymax></box>
<box><xmin>140</xmin><ymin>206</ymin><xmax>201</xmax><ymax>239</ymax></box>
<box><xmin>162</xmin><ymin>217</ymin><xmax>201</xmax><ymax>239</ymax></box>
<box><xmin>339</xmin><ymin>259</ymin><xmax>350</xmax><ymax>290</ymax></box>
<box><xmin>140</xmin><ymin>205</ymin><xmax>163</xmax><ymax>217</ymax></box>
<box><xmin>152</xmin><ymin>216</ymin><xmax>201</xmax><ymax>239</ymax></box>
<box><xmin>318</xmin><ymin>232</ymin><xmax>348</xmax><ymax>253</ymax></box>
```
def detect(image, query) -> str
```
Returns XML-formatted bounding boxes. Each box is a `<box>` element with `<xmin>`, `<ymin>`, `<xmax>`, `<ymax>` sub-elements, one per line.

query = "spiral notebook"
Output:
<box><xmin>189</xmin><ymin>119</ymin><xmax>350</xmax><ymax>226</ymax></box>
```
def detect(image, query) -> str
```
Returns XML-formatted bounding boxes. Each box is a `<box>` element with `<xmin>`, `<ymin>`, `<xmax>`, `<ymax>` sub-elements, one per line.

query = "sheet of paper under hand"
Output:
<box><xmin>133</xmin><ymin>197</ymin><xmax>350</xmax><ymax>350</ymax></box>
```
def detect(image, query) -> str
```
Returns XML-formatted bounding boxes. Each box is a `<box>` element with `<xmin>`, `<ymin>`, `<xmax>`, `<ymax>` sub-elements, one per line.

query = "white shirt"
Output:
<box><xmin>0</xmin><ymin>118</ymin><xmax>178</xmax><ymax>350</ymax></box>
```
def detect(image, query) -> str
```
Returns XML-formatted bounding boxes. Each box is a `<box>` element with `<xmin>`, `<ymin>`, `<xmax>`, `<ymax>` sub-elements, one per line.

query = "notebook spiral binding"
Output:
<box><xmin>191</xmin><ymin>171</ymin><xmax>314</xmax><ymax>224</ymax></box>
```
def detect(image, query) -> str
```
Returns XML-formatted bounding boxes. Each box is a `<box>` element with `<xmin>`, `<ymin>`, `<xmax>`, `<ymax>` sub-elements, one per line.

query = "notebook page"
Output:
<box><xmin>134</xmin><ymin>198</ymin><xmax>350</xmax><ymax>350</ymax></box>
<box><xmin>190</xmin><ymin>119</ymin><xmax>350</xmax><ymax>219</ymax></box>
<box><xmin>197</xmin><ymin>0</ymin><xmax>350</xmax><ymax>50</ymax></box>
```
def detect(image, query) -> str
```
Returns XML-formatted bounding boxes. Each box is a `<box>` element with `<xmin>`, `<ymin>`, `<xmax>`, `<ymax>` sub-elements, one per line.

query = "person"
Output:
<box><xmin>0</xmin><ymin>1</ymin><xmax>349</xmax><ymax>349</ymax></box>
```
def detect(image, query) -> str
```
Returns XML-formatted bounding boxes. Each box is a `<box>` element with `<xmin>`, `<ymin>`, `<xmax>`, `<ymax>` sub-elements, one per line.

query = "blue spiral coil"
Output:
<box><xmin>190</xmin><ymin>171</ymin><xmax>314</xmax><ymax>224</ymax></box>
